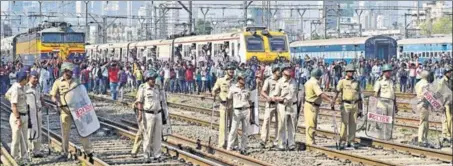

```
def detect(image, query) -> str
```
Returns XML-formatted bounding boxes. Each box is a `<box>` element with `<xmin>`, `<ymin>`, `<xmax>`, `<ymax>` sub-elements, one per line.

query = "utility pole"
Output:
<box><xmin>355</xmin><ymin>9</ymin><xmax>363</xmax><ymax>37</ymax></box>
<box><xmin>297</xmin><ymin>9</ymin><xmax>306</xmax><ymax>40</ymax></box>
<box><xmin>336</xmin><ymin>3</ymin><xmax>341</xmax><ymax>38</ymax></box>
<box><xmin>85</xmin><ymin>1</ymin><xmax>89</xmax><ymax>43</ymax></box>
<box><xmin>323</xmin><ymin>5</ymin><xmax>327</xmax><ymax>39</ymax></box>
<box><xmin>417</xmin><ymin>0</ymin><xmax>420</xmax><ymax>25</ymax></box>
<box><xmin>200</xmin><ymin>7</ymin><xmax>210</xmax><ymax>34</ymax></box>
<box><xmin>267</xmin><ymin>1</ymin><xmax>271</xmax><ymax>29</ymax></box>
<box><xmin>177</xmin><ymin>1</ymin><xmax>193</xmax><ymax>33</ymax></box>
<box><xmin>38</xmin><ymin>1</ymin><xmax>43</xmax><ymax>23</ymax></box>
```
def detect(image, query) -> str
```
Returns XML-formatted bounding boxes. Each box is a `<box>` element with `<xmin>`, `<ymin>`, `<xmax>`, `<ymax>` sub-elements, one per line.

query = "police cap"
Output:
<box><xmin>16</xmin><ymin>71</ymin><xmax>28</xmax><ymax>82</ymax></box>
<box><xmin>382</xmin><ymin>64</ymin><xmax>393</xmax><ymax>72</ymax></box>
<box><xmin>345</xmin><ymin>64</ymin><xmax>356</xmax><ymax>72</ymax></box>
<box><xmin>61</xmin><ymin>62</ymin><xmax>75</xmax><ymax>71</ymax></box>
<box><xmin>145</xmin><ymin>69</ymin><xmax>159</xmax><ymax>80</ymax></box>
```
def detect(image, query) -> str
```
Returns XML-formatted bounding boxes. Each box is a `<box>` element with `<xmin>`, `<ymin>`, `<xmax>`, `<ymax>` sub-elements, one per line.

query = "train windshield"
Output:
<box><xmin>245</xmin><ymin>36</ymin><xmax>264</xmax><ymax>52</ymax></box>
<box><xmin>41</xmin><ymin>33</ymin><xmax>85</xmax><ymax>43</ymax></box>
<box><xmin>269</xmin><ymin>36</ymin><xmax>287</xmax><ymax>52</ymax></box>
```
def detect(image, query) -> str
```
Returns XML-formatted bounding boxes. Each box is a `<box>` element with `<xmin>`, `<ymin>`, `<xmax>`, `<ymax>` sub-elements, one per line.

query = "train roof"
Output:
<box><xmin>133</xmin><ymin>39</ymin><xmax>172</xmax><ymax>48</ymax></box>
<box><xmin>398</xmin><ymin>36</ymin><xmax>452</xmax><ymax>45</ymax></box>
<box><xmin>290</xmin><ymin>37</ymin><xmax>369</xmax><ymax>47</ymax></box>
<box><xmin>174</xmin><ymin>32</ymin><xmax>240</xmax><ymax>44</ymax></box>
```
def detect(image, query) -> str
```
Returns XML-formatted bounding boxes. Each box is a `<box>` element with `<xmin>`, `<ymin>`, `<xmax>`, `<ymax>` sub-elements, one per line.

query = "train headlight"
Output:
<box><xmin>261</xmin><ymin>29</ymin><xmax>269</xmax><ymax>35</ymax></box>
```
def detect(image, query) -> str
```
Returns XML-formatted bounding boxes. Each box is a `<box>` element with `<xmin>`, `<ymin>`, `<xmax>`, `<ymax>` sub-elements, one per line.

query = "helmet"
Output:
<box><xmin>420</xmin><ymin>70</ymin><xmax>430</xmax><ymax>79</ymax></box>
<box><xmin>345</xmin><ymin>64</ymin><xmax>356</xmax><ymax>72</ymax></box>
<box><xmin>272</xmin><ymin>64</ymin><xmax>280</xmax><ymax>72</ymax></box>
<box><xmin>236</xmin><ymin>70</ymin><xmax>246</xmax><ymax>79</ymax></box>
<box><xmin>30</xmin><ymin>70</ymin><xmax>39</xmax><ymax>77</ymax></box>
<box><xmin>145</xmin><ymin>69</ymin><xmax>158</xmax><ymax>80</ymax></box>
<box><xmin>16</xmin><ymin>71</ymin><xmax>28</xmax><ymax>82</ymax></box>
<box><xmin>310</xmin><ymin>68</ymin><xmax>323</xmax><ymax>79</ymax></box>
<box><xmin>382</xmin><ymin>64</ymin><xmax>393</xmax><ymax>72</ymax></box>
<box><xmin>61</xmin><ymin>62</ymin><xmax>74</xmax><ymax>71</ymax></box>
<box><xmin>280</xmin><ymin>63</ymin><xmax>291</xmax><ymax>72</ymax></box>
<box><xmin>224</xmin><ymin>62</ymin><xmax>237</xmax><ymax>70</ymax></box>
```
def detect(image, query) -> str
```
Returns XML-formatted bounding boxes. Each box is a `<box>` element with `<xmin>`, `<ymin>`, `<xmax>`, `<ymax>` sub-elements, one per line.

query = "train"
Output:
<box><xmin>0</xmin><ymin>21</ymin><xmax>85</xmax><ymax>66</ymax></box>
<box><xmin>86</xmin><ymin>27</ymin><xmax>290</xmax><ymax>64</ymax></box>
<box><xmin>397</xmin><ymin>36</ymin><xmax>452</xmax><ymax>63</ymax></box>
<box><xmin>289</xmin><ymin>35</ymin><xmax>452</xmax><ymax>64</ymax></box>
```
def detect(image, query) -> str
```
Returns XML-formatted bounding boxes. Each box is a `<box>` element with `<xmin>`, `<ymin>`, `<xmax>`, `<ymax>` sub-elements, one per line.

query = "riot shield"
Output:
<box><xmin>364</xmin><ymin>96</ymin><xmax>395</xmax><ymax>140</ymax></box>
<box><xmin>247</xmin><ymin>89</ymin><xmax>260</xmax><ymax>135</ymax></box>
<box><xmin>422</xmin><ymin>82</ymin><xmax>453</xmax><ymax>112</ymax></box>
<box><xmin>63</xmin><ymin>84</ymin><xmax>100</xmax><ymax>137</ymax></box>
<box><xmin>160</xmin><ymin>90</ymin><xmax>172</xmax><ymax>136</ymax></box>
<box><xmin>25</xmin><ymin>91</ymin><xmax>39</xmax><ymax>140</ymax></box>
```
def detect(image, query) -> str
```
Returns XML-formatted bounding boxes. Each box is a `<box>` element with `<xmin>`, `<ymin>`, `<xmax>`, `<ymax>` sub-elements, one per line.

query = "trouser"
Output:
<box><xmin>399</xmin><ymin>79</ymin><xmax>407</xmax><ymax>93</ymax></box>
<box><xmin>340</xmin><ymin>103</ymin><xmax>358</xmax><ymax>143</ymax></box>
<box><xmin>110</xmin><ymin>82</ymin><xmax>118</xmax><ymax>100</ymax></box>
<box><xmin>164</xmin><ymin>78</ymin><xmax>170</xmax><ymax>91</ymax></box>
<box><xmin>442</xmin><ymin>105</ymin><xmax>452</xmax><ymax>138</ymax></box>
<box><xmin>10</xmin><ymin>114</ymin><xmax>29</xmax><ymax>160</ymax></box>
<box><xmin>359</xmin><ymin>76</ymin><xmax>366</xmax><ymax>89</ymax></box>
<box><xmin>131</xmin><ymin>112</ymin><xmax>144</xmax><ymax>154</ymax></box>
<box><xmin>227</xmin><ymin>109</ymin><xmax>249</xmax><ymax>151</ymax></box>
<box><xmin>376</xmin><ymin>100</ymin><xmax>394</xmax><ymax>140</ymax></box>
<box><xmin>142</xmin><ymin>112</ymin><xmax>162</xmax><ymax>158</ymax></box>
<box><xmin>60</xmin><ymin>108</ymin><xmax>92</xmax><ymax>154</ymax></box>
<box><xmin>218</xmin><ymin>102</ymin><xmax>232</xmax><ymax>148</ymax></box>
<box><xmin>277</xmin><ymin>104</ymin><xmax>297</xmax><ymax>149</ymax></box>
<box><xmin>196</xmin><ymin>80</ymin><xmax>202</xmax><ymax>92</ymax></box>
<box><xmin>417</xmin><ymin>104</ymin><xmax>430</xmax><ymax>143</ymax></box>
<box><xmin>28</xmin><ymin>111</ymin><xmax>42</xmax><ymax>154</ymax></box>
<box><xmin>186</xmin><ymin>80</ymin><xmax>194</xmax><ymax>93</ymax></box>
<box><xmin>304</xmin><ymin>102</ymin><xmax>319</xmax><ymax>145</ymax></box>
<box><xmin>102</xmin><ymin>77</ymin><xmax>108</xmax><ymax>94</ymax></box>
<box><xmin>94</xmin><ymin>78</ymin><xmax>101</xmax><ymax>93</ymax></box>
<box><xmin>260</xmin><ymin>104</ymin><xmax>278</xmax><ymax>143</ymax></box>
<box><xmin>40</xmin><ymin>80</ymin><xmax>50</xmax><ymax>93</ymax></box>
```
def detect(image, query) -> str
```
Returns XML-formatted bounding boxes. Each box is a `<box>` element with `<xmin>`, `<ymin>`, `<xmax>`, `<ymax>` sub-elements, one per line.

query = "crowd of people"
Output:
<box><xmin>1</xmin><ymin>53</ymin><xmax>452</xmax><ymax>164</ymax></box>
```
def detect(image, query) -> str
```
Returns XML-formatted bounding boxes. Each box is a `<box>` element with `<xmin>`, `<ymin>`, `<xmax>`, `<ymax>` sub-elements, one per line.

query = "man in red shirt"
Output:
<box><xmin>185</xmin><ymin>64</ymin><xmax>195</xmax><ymax>94</ymax></box>
<box><xmin>108</xmin><ymin>61</ymin><xmax>120</xmax><ymax>100</ymax></box>
<box><xmin>80</xmin><ymin>64</ymin><xmax>91</xmax><ymax>91</ymax></box>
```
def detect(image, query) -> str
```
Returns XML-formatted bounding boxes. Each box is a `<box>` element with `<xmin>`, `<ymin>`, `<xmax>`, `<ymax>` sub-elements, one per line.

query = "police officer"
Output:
<box><xmin>260</xmin><ymin>64</ymin><xmax>280</xmax><ymax>148</ymax></box>
<box><xmin>333</xmin><ymin>64</ymin><xmax>362</xmax><ymax>149</ymax></box>
<box><xmin>304</xmin><ymin>68</ymin><xmax>335</xmax><ymax>145</ymax></box>
<box><xmin>373</xmin><ymin>64</ymin><xmax>397</xmax><ymax>140</ymax></box>
<box><xmin>27</xmin><ymin>71</ymin><xmax>44</xmax><ymax>157</ymax></box>
<box><xmin>415</xmin><ymin>70</ymin><xmax>431</xmax><ymax>147</ymax></box>
<box><xmin>212</xmin><ymin>62</ymin><xmax>235</xmax><ymax>148</ymax></box>
<box><xmin>7</xmin><ymin>71</ymin><xmax>29</xmax><ymax>163</ymax></box>
<box><xmin>273</xmin><ymin>63</ymin><xmax>298</xmax><ymax>150</ymax></box>
<box><xmin>50</xmin><ymin>62</ymin><xmax>93</xmax><ymax>161</ymax></box>
<box><xmin>227</xmin><ymin>71</ymin><xmax>251</xmax><ymax>154</ymax></box>
<box><xmin>131</xmin><ymin>82</ymin><xmax>145</xmax><ymax>158</ymax></box>
<box><xmin>441</xmin><ymin>65</ymin><xmax>452</xmax><ymax>143</ymax></box>
<box><xmin>135</xmin><ymin>69</ymin><xmax>164</xmax><ymax>162</ymax></box>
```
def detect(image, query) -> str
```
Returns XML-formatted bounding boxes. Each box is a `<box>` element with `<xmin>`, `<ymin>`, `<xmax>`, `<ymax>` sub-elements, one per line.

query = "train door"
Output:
<box><xmin>375</xmin><ymin>41</ymin><xmax>390</xmax><ymax>61</ymax></box>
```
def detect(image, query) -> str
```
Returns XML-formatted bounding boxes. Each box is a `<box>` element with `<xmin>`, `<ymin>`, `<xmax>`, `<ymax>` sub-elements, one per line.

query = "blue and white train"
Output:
<box><xmin>397</xmin><ymin>36</ymin><xmax>452</xmax><ymax>63</ymax></box>
<box><xmin>290</xmin><ymin>36</ymin><xmax>397</xmax><ymax>64</ymax></box>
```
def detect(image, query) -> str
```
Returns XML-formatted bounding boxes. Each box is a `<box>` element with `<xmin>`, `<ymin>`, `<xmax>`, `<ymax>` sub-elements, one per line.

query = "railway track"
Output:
<box><xmin>92</xmin><ymin>94</ymin><xmax>452</xmax><ymax>166</ymax></box>
<box><xmin>167</xmin><ymin>93</ymin><xmax>443</xmax><ymax>129</ymax></box>
<box><xmin>40</xmin><ymin>96</ymin><xmax>273</xmax><ymax>166</ymax></box>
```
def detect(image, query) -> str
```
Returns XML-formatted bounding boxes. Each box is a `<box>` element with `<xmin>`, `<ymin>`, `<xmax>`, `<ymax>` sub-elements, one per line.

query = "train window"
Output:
<box><xmin>430</xmin><ymin>52</ymin><xmax>433</xmax><ymax>57</ymax></box>
<box><xmin>213</xmin><ymin>43</ymin><xmax>222</xmax><ymax>57</ymax></box>
<box><xmin>183</xmin><ymin>45</ymin><xmax>190</xmax><ymax>57</ymax></box>
<box><xmin>245</xmin><ymin>36</ymin><xmax>264</xmax><ymax>52</ymax></box>
<box><xmin>422</xmin><ymin>52</ymin><xmax>425</xmax><ymax>57</ymax></box>
<box><xmin>268</xmin><ymin>36</ymin><xmax>287</xmax><ymax>52</ymax></box>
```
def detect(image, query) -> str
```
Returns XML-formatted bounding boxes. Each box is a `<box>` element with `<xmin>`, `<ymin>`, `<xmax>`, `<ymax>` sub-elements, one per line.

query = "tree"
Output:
<box><xmin>419</xmin><ymin>16</ymin><xmax>452</xmax><ymax>35</ymax></box>
<box><xmin>195</xmin><ymin>19</ymin><xmax>213</xmax><ymax>35</ymax></box>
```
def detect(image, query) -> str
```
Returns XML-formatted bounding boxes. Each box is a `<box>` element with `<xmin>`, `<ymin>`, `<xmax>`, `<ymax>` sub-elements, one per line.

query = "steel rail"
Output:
<box><xmin>0</xmin><ymin>99</ymin><xmax>109</xmax><ymax>166</ymax></box>
<box><xmin>163</xmin><ymin>101</ymin><xmax>452</xmax><ymax>162</ymax></box>
<box><xmin>87</xmin><ymin>95</ymin><xmax>272</xmax><ymax>166</ymax></box>
<box><xmin>98</xmin><ymin>95</ymin><xmax>400</xmax><ymax>166</ymax></box>
<box><xmin>170</xmin><ymin>93</ymin><xmax>442</xmax><ymax>128</ymax></box>
<box><xmin>0</xmin><ymin>141</ymin><xmax>19</xmax><ymax>166</ymax></box>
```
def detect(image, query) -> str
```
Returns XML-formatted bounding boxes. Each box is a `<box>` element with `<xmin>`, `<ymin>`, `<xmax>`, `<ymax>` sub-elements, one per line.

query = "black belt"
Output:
<box><xmin>342</xmin><ymin>100</ymin><xmax>360</xmax><ymax>104</ymax></box>
<box><xmin>277</xmin><ymin>101</ymin><xmax>298</xmax><ymax>105</ymax></box>
<box><xmin>305</xmin><ymin>101</ymin><xmax>321</xmax><ymax>107</ymax></box>
<box><xmin>19</xmin><ymin>112</ymin><xmax>27</xmax><ymax>116</ymax></box>
<box><xmin>144</xmin><ymin>110</ymin><xmax>162</xmax><ymax>114</ymax></box>
<box><xmin>268</xmin><ymin>101</ymin><xmax>277</xmax><ymax>105</ymax></box>
<box><xmin>220</xmin><ymin>101</ymin><xmax>228</xmax><ymax>104</ymax></box>
<box><xmin>60</xmin><ymin>105</ymin><xmax>68</xmax><ymax>108</ymax></box>
<box><xmin>234</xmin><ymin>107</ymin><xmax>249</xmax><ymax>110</ymax></box>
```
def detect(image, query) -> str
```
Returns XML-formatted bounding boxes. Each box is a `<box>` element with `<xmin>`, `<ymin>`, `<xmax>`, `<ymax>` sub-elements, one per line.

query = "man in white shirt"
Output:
<box><xmin>163</xmin><ymin>64</ymin><xmax>171</xmax><ymax>91</ymax></box>
<box><xmin>371</xmin><ymin>63</ymin><xmax>382</xmax><ymax>85</ymax></box>
<box><xmin>39</xmin><ymin>65</ymin><xmax>51</xmax><ymax>93</ymax></box>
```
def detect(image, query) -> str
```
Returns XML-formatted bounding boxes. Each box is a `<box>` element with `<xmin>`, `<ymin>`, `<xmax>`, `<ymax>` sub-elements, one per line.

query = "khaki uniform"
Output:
<box><xmin>336</xmin><ymin>77</ymin><xmax>361</xmax><ymax>143</ymax></box>
<box><xmin>440</xmin><ymin>76</ymin><xmax>452</xmax><ymax>138</ymax></box>
<box><xmin>135</xmin><ymin>83</ymin><xmax>163</xmax><ymax>158</ymax></box>
<box><xmin>7</xmin><ymin>83</ymin><xmax>29</xmax><ymax>160</ymax></box>
<box><xmin>303</xmin><ymin>77</ymin><xmax>323</xmax><ymax>145</ymax></box>
<box><xmin>373</xmin><ymin>77</ymin><xmax>396</xmax><ymax>139</ymax></box>
<box><xmin>26</xmin><ymin>83</ymin><xmax>43</xmax><ymax>154</ymax></box>
<box><xmin>415</xmin><ymin>79</ymin><xmax>431</xmax><ymax>143</ymax></box>
<box><xmin>260</xmin><ymin>76</ymin><xmax>279</xmax><ymax>144</ymax></box>
<box><xmin>275</xmin><ymin>77</ymin><xmax>297</xmax><ymax>148</ymax></box>
<box><xmin>227</xmin><ymin>83</ymin><xmax>251</xmax><ymax>151</ymax></box>
<box><xmin>50</xmin><ymin>77</ymin><xmax>92</xmax><ymax>154</ymax></box>
<box><xmin>212</xmin><ymin>75</ymin><xmax>233</xmax><ymax>148</ymax></box>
